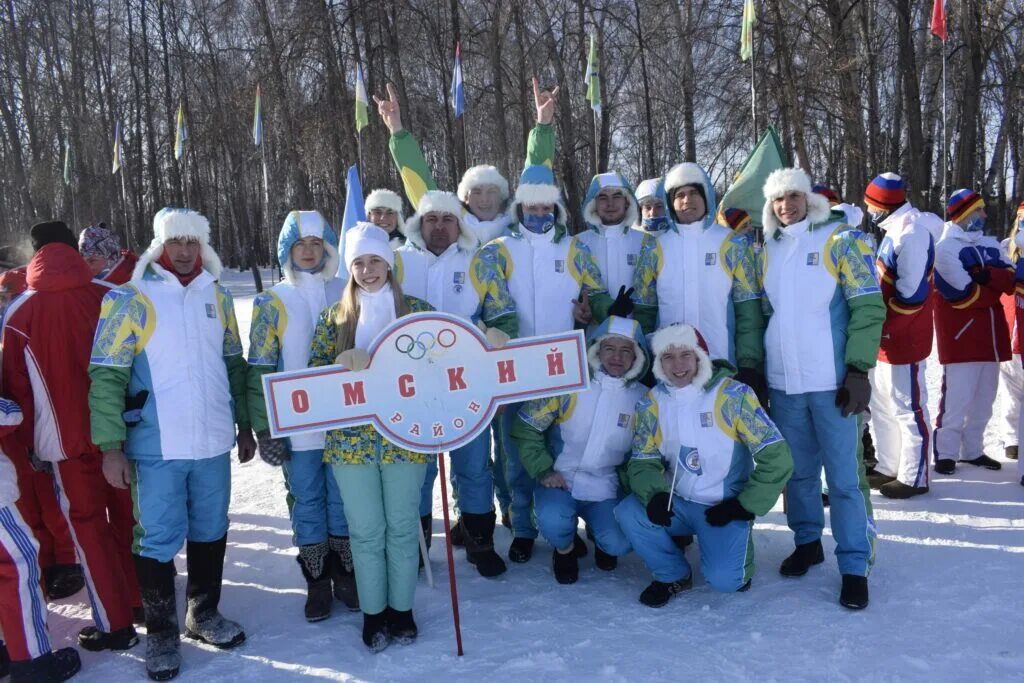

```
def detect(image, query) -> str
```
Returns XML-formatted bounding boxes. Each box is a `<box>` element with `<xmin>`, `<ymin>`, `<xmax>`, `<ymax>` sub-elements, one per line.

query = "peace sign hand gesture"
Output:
<box><xmin>373</xmin><ymin>83</ymin><xmax>403</xmax><ymax>134</ymax></box>
<box><xmin>533</xmin><ymin>77</ymin><xmax>560</xmax><ymax>125</ymax></box>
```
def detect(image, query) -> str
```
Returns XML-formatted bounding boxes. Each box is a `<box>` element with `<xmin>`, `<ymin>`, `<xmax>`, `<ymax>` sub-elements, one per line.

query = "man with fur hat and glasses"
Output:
<box><xmin>630</xmin><ymin>162</ymin><xmax>767</xmax><ymax>401</ymax></box>
<box><xmin>89</xmin><ymin>208</ymin><xmax>256</xmax><ymax>681</ymax></box>
<box><xmin>758</xmin><ymin>168</ymin><xmax>884</xmax><ymax>610</ymax></box>
<box><xmin>615</xmin><ymin>323</ymin><xmax>792</xmax><ymax>607</ymax></box>
<box><xmin>510</xmin><ymin>316</ymin><xmax>648</xmax><ymax>584</ymax></box>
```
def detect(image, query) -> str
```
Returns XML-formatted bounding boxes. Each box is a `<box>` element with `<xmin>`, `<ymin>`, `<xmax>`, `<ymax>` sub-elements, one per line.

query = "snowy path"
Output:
<box><xmin>52</xmin><ymin>269</ymin><xmax>1023</xmax><ymax>682</ymax></box>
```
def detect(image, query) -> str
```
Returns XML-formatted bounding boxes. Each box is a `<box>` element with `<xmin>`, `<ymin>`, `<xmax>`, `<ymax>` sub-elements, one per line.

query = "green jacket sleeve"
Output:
<box><xmin>833</xmin><ymin>232</ymin><xmax>886</xmax><ymax>372</ymax></box>
<box><xmin>509</xmin><ymin>398</ymin><xmax>561</xmax><ymax>480</ymax></box>
<box><xmin>89</xmin><ymin>365</ymin><xmax>131</xmax><ymax>452</ymax></box>
<box><xmin>626</xmin><ymin>393</ymin><xmax>670</xmax><ymax>505</ymax></box>
<box><xmin>226</xmin><ymin>354</ymin><xmax>250</xmax><ymax>430</ymax></box>
<box><xmin>525</xmin><ymin>123</ymin><xmax>555</xmax><ymax>168</ymax></box>
<box><xmin>246</xmin><ymin>365</ymin><xmax>274</xmax><ymax>434</ymax></box>
<box><xmin>389</xmin><ymin>129</ymin><xmax>438</xmax><ymax>209</ymax></box>
<box><xmin>733</xmin><ymin>298</ymin><xmax>765</xmax><ymax>369</ymax></box>
<box><xmin>470</xmin><ymin>243</ymin><xmax>520</xmax><ymax>339</ymax></box>
<box><xmin>727</xmin><ymin>381</ymin><xmax>793</xmax><ymax>516</ymax></box>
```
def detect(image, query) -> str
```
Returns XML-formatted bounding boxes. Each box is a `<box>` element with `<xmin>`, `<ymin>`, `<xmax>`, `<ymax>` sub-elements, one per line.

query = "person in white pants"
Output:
<box><xmin>998</xmin><ymin>230</ymin><xmax>1022</xmax><ymax>463</ymax></box>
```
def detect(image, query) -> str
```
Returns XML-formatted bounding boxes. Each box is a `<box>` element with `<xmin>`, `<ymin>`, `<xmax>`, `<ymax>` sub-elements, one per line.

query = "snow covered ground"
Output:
<box><xmin>46</xmin><ymin>269</ymin><xmax>1023</xmax><ymax>682</ymax></box>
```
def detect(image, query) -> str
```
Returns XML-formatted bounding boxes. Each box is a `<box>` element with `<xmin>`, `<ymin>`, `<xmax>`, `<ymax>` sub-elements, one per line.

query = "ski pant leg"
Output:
<box><xmin>534</xmin><ymin>486</ymin><xmax>579</xmax><ymax>552</ymax></box>
<box><xmin>8</xmin><ymin>455</ymin><xmax>55</xmax><ymax>570</ymax></box>
<box><xmin>0</xmin><ymin>502</ymin><xmax>51</xmax><ymax>661</ymax></box>
<box><xmin>52</xmin><ymin>452</ymin><xmax>133</xmax><ymax>632</ymax></box>
<box><xmin>106</xmin><ymin>482</ymin><xmax>141</xmax><ymax>608</ymax></box>
<box><xmin>769</xmin><ymin>390</ymin><xmax>825</xmax><ymax>546</ymax></box>
<box><xmin>448</xmin><ymin>431</ymin><xmax>494</xmax><ymax>514</ymax></box>
<box><xmin>322</xmin><ymin>457</ymin><xmax>349</xmax><ymax>538</ymax></box>
<box><xmin>491</xmin><ymin>421</ymin><xmax>511</xmax><ymax>517</ymax></box>
<box><xmin>962</xmin><ymin>363</ymin><xmax>999</xmax><ymax>460</ymax></box>
<box><xmin>933</xmin><ymin>363</ymin><xmax>981</xmax><ymax>462</ymax></box>
<box><xmin>614</xmin><ymin>493</ymin><xmax>694</xmax><ymax>583</ymax></box>
<box><xmin>869</xmin><ymin>364</ymin><xmax>901</xmax><ymax>478</ymax></box>
<box><xmin>332</xmin><ymin>462</ymin><xmax>388</xmax><ymax>615</ymax></box>
<box><xmin>283</xmin><ymin>449</ymin><xmax>331</xmax><ymax>546</ymax></box>
<box><xmin>381</xmin><ymin>462</ymin><xmax>427</xmax><ymax>612</ymax></box>
<box><xmin>30</xmin><ymin>468</ymin><xmax>76</xmax><ymax>567</ymax></box>
<box><xmin>130</xmin><ymin>458</ymin><xmax>190</xmax><ymax>563</ymax></box>
<box><xmin>887</xmin><ymin>361</ymin><xmax>932</xmax><ymax>488</ymax></box>
<box><xmin>500</xmin><ymin>403</ymin><xmax>537</xmax><ymax>539</ymax></box>
<box><xmin>998</xmin><ymin>355</ymin><xmax>1023</xmax><ymax>449</ymax></box>
<box><xmin>578</xmin><ymin>497</ymin><xmax>631</xmax><ymax>557</ymax></box>
<box><xmin>418</xmin><ymin>457</ymin><xmax>437</xmax><ymax>518</ymax></box>
<box><xmin>686</xmin><ymin>500</ymin><xmax>754</xmax><ymax>593</ymax></box>
<box><xmin>806</xmin><ymin>392</ymin><xmax>876</xmax><ymax>577</ymax></box>
<box><xmin>184</xmin><ymin>454</ymin><xmax>231</xmax><ymax>544</ymax></box>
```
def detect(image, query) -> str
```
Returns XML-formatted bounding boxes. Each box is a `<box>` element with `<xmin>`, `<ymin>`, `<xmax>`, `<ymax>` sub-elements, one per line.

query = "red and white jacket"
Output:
<box><xmin>1</xmin><ymin>244</ymin><xmax>114</xmax><ymax>462</ymax></box>
<box><xmin>933</xmin><ymin>222</ymin><xmax>1014</xmax><ymax>364</ymax></box>
<box><xmin>100</xmin><ymin>250</ymin><xmax>139</xmax><ymax>286</ymax></box>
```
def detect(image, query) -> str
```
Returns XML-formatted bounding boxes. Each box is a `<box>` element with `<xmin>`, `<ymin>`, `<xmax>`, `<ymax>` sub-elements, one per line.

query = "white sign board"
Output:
<box><xmin>263</xmin><ymin>312</ymin><xmax>589</xmax><ymax>453</ymax></box>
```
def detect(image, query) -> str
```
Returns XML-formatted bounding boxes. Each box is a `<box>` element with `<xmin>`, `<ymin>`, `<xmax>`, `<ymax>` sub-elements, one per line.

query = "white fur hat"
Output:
<box><xmin>586</xmin><ymin>316</ymin><xmax>648</xmax><ymax>383</ymax></box>
<box><xmin>761</xmin><ymin>168</ymin><xmax>833</xmax><ymax>239</ymax></box>
<box><xmin>458</xmin><ymin>165</ymin><xmax>510</xmax><ymax>203</ymax></box>
<box><xmin>132</xmin><ymin>207</ymin><xmax>223</xmax><ymax>281</ymax></box>
<box><xmin>650</xmin><ymin>323</ymin><xmax>713</xmax><ymax>389</ymax></box>
<box><xmin>364</xmin><ymin>189</ymin><xmax>406</xmax><ymax>235</ymax></box>
<box><xmin>405</xmin><ymin>191</ymin><xmax>477</xmax><ymax>252</ymax></box>
<box><xmin>344</xmin><ymin>222</ymin><xmax>395</xmax><ymax>271</ymax></box>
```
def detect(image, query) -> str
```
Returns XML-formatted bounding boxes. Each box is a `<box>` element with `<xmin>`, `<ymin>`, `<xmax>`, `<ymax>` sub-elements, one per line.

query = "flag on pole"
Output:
<box><xmin>63</xmin><ymin>138</ymin><xmax>72</xmax><ymax>186</ymax></box>
<box><xmin>740</xmin><ymin>0</ymin><xmax>757</xmax><ymax>61</ymax></box>
<box><xmin>354</xmin><ymin>64</ymin><xmax>369</xmax><ymax>132</ymax></box>
<box><xmin>718</xmin><ymin>126</ymin><xmax>785</xmax><ymax>229</ymax></box>
<box><xmin>174</xmin><ymin>102</ymin><xmax>188</xmax><ymax>160</ymax></box>
<box><xmin>584</xmin><ymin>34</ymin><xmax>601</xmax><ymax>114</ymax></box>
<box><xmin>112</xmin><ymin>121</ymin><xmax>123</xmax><ymax>174</ymax></box>
<box><xmin>451</xmin><ymin>43</ymin><xmax>465</xmax><ymax>118</ymax></box>
<box><xmin>253</xmin><ymin>84</ymin><xmax>263</xmax><ymax>146</ymax></box>
<box><xmin>338</xmin><ymin>164</ymin><xmax>367</xmax><ymax>279</ymax></box>
<box><xmin>930</xmin><ymin>0</ymin><xmax>947</xmax><ymax>40</ymax></box>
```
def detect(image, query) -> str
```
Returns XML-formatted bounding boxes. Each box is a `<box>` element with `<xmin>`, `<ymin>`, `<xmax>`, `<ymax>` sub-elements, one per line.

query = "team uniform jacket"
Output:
<box><xmin>759</xmin><ymin>214</ymin><xmax>886</xmax><ymax>393</ymax></box>
<box><xmin>632</xmin><ymin>223</ymin><xmax>764</xmax><ymax>367</ymax></box>
<box><xmin>395</xmin><ymin>244</ymin><xmax>480</xmax><ymax>321</ymax></box>
<box><xmin>471</xmin><ymin>223</ymin><xmax>612</xmax><ymax>338</ymax></box>
<box><xmin>1</xmin><ymin>244</ymin><xmax>115</xmax><ymax>463</ymax></box>
<box><xmin>513</xmin><ymin>371</ymin><xmax>646</xmax><ymax>502</ymax></box>
<box><xmin>88</xmin><ymin>263</ymin><xmax>249</xmax><ymax>460</ymax></box>
<box><xmin>309</xmin><ymin>295</ymin><xmax>433</xmax><ymax>466</ymax></box>
<box><xmin>933</xmin><ymin>222</ymin><xmax>1014</xmax><ymax>364</ymax></box>
<box><xmin>875</xmin><ymin>204</ymin><xmax>937</xmax><ymax>364</ymax></box>
<box><xmin>627</xmin><ymin>364</ymin><xmax>792</xmax><ymax>514</ymax></box>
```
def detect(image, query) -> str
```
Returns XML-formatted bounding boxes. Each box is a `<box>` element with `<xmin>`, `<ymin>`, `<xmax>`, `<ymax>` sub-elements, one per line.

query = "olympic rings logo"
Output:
<box><xmin>394</xmin><ymin>328</ymin><xmax>457</xmax><ymax>360</ymax></box>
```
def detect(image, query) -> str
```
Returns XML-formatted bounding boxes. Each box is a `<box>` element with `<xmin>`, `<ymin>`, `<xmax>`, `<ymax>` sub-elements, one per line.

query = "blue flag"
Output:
<box><xmin>451</xmin><ymin>42</ymin><xmax>465</xmax><ymax>118</ymax></box>
<box><xmin>338</xmin><ymin>164</ymin><xmax>367</xmax><ymax>279</ymax></box>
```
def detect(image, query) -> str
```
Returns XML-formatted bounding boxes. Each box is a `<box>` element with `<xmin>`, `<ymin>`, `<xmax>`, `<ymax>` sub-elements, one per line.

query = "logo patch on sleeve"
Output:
<box><xmin>806</xmin><ymin>252</ymin><xmax>820</xmax><ymax>266</ymax></box>
<box><xmin>206</xmin><ymin>303</ymin><xmax>217</xmax><ymax>319</ymax></box>
<box><xmin>700</xmin><ymin>411</ymin><xmax>713</xmax><ymax>428</ymax></box>
<box><xmin>554</xmin><ymin>260</ymin><xmax>565</xmax><ymax>273</ymax></box>
<box><xmin>617</xmin><ymin>413</ymin><xmax>632</xmax><ymax>428</ymax></box>
<box><xmin>705</xmin><ymin>252</ymin><xmax>717</xmax><ymax>266</ymax></box>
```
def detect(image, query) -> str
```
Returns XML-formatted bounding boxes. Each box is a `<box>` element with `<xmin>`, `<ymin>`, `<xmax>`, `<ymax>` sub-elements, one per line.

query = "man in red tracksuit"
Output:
<box><xmin>2</xmin><ymin>221</ymin><xmax>138</xmax><ymax>652</ymax></box>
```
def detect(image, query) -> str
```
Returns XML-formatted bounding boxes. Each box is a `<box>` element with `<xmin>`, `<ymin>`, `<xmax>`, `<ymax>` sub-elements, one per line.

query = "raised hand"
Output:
<box><xmin>373</xmin><ymin>82</ymin><xmax>403</xmax><ymax>133</ymax></box>
<box><xmin>572</xmin><ymin>290</ymin><xmax>593</xmax><ymax>325</ymax></box>
<box><xmin>533</xmin><ymin>77</ymin><xmax>560</xmax><ymax>125</ymax></box>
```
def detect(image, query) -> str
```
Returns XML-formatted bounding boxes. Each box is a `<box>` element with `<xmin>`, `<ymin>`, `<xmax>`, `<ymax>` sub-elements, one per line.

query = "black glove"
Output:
<box><xmin>734</xmin><ymin>366</ymin><xmax>768</xmax><ymax>407</ymax></box>
<box><xmin>256</xmin><ymin>429</ymin><xmax>290</xmax><ymax>466</ymax></box>
<box><xmin>122</xmin><ymin>390</ymin><xmax>150</xmax><ymax>428</ymax></box>
<box><xmin>646</xmin><ymin>492</ymin><xmax>673</xmax><ymax>527</ymax></box>
<box><xmin>835</xmin><ymin>366</ymin><xmax>871</xmax><ymax>417</ymax></box>
<box><xmin>970</xmin><ymin>268</ymin><xmax>991</xmax><ymax>286</ymax></box>
<box><xmin>607</xmin><ymin>285</ymin><xmax>635</xmax><ymax>318</ymax></box>
<box><xmin>704</xmin><ymin>498</ymin><xmax>755</xmax><ymax>527</ymax></box>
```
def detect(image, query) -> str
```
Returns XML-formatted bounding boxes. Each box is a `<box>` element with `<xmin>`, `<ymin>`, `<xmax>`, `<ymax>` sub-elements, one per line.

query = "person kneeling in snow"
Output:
<box><xmin>510</xmin><ymin>316</ymin><xmax>647</xmax><ymax>584</ymax></box>
<box><xmin>615</xmin><ymin>324</ymin><xmax>792</xmax><ymax>608</ymax></box>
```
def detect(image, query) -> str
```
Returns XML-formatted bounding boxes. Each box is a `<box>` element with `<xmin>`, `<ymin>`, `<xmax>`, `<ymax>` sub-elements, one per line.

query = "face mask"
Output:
<box><xmin>966</xmin><ymin>216</ymin><xmax>985</xmax><ymax>232</ymax></box>
<box><xmin>869</xmin><ymin>210</ymin><xmax>889</xmax><ymax>226</ymax></box>
<box><xmin>522</xmin><ymin>212</ymin><xmax>555</xmax><ymax>234</ymax></box>
<box><xmin>642</xmin><ymin>216</ymin><xmax>670</xmax><ymax>232</ymax></box>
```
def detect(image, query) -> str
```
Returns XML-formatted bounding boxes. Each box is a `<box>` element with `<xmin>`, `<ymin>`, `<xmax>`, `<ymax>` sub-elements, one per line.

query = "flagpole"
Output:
<box><xmin>119</xmin><ymin>169</ymin><xmax>132</xmax><ymax>252</ymax></box>
<box><xmin>260</xmin><ymin>142</ymin><xmax>274</xmax><ymax>282</ymax></box>
<box><xmin>593</xmin><ymin>110</ymin><xmax>600</xmax><ymax>175</ymax></box>
<box><xmin>749</xmin><ymin>45</ymin><xmax>757</xmax><ymax>143</ymax></box>
<box><xmin>941</xmin><ymin>42</ymin><xmax>947</xmax><ymax>218</ymax></box>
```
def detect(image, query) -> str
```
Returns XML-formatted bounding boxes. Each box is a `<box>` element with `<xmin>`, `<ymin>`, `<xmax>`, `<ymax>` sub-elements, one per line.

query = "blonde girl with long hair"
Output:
<box><xmin>308</xmin><ymin>223</ymin><xmax>433</xmax><ymax>653</ymax></box>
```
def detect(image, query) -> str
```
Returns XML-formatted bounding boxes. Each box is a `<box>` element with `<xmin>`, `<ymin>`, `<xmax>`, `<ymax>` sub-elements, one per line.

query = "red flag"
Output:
<box><xmin>930</xmin><ymin>0</ymin><xmax>947</xmax><ymax>41</ymax></box>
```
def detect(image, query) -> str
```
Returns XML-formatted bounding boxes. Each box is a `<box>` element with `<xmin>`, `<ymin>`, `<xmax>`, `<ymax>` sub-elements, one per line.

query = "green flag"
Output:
<box><xmin>63</xmin><ymin>138</ymin><xmax>72</xmax><ymax>186</ymax></box>
<box><xmin>584</xmin><ymin>34</ymin><xmax>601</xmax><ymax>114</ymax></box>
<box><xmin>354</xmin><ymin>64</ymin><xmax>369</xmax><ymax>132</ymax></box>
<box><xmin>719</xmin><ymin>126</ymin><xmax>785</xmax><ymax>228</ymax></box>
<box><xmin>740</xmin><ymin>0</ymin><xmax>756</xmax><ymax>62</ymax></box>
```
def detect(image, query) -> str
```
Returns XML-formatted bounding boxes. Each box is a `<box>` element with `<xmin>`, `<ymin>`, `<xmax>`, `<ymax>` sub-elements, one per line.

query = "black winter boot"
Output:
<box><xmin>839</xmin><ymin>574</ymin><xmax>869</xmax><ymax>609</ymax></box>
<box><xmin>594</xmin><ymin>546</ymin><xmax>617</xmax><ymax>571</ymax></box>
<box><xmin>573</xmin><ymin>532</ymin><xmax>588</xmax><ymax>558</ymax></box>
<box><xmin>866</xmin><ymin>469</ymin><xmax>896</xmax><ymax>490</ymax></box>
<box><xmin>328</xmin><ymin>536</ymin><xmax>359</xmax><ymax>611</ymax></box>
<box><xmin>934</xmin><ymin>458</ymin><xmax>956</xmax><ymax>475</ymax></box>
<box><xmin>183</xmin><ymin>536</ymin><xmax>245</xmax><ymax>649</ymax></box>
<box><xmin>962</xmin><ymin>454</ymin><xmax>1002</xmax><ymax>470</ymax></box>
<box><xmin>449</xmin><ymin>517</ymin><xmax>466</xmax><ymax>546</ymax></box>
<box><xmin>362</xmin><ymin>611</ymin><xmax>390</xmax><ymax>653</ymax></box>
<box><xmin>861</xmin><ymin>429</ymin><xmax>878</xmax><ymax>470</ymax></box>
<box><xmin>879</xmin><ymin>480</ymin><xmax>929</xmax><ymax>499</ymax></box>
<box><xmin>462</xmin><ymin>512</ymin><xmax>507</xmax><ymax>577</ymax></box>
<box><xmin>0</xmin><ymin>642</ymin><xmax>8</xmax><ymax>679</ymax></box>
<box><xmin>134</xmin><ymin>554</ymin><xmax>181</xmax><ymax>681</ymax></box>
<box><xmin>552</xmin><ymin>549</ymin><xmax>578</xmax><ymax>584</ymax></box>
<box><xmin>43</xmin><ymin>563</ymin><xmax>84</xmax><ymax>600</ymax></box>
<box><xmin>639</xmin><ymin>576</ymin><xmax>692</xmax><ymax>608</ymax></box>
<box><xmin>779</xmin><ymin>540</ymin><xmax>825</xmax><ymax>577</ymax></box>
<box><xmin>385</xmin><ymin>607</ymin><xmax>418</xmax><ymax>645</ymax></box>
<box><xmin>508</xmin><ymin>537</ymin><xmax>534</xmax><ymax>563</ymax></box>
<box><xmin>9</xmin><ymin>647</ymin><xmax>81</xmax><ymax>683</ymax></box>
<box><xmin>77</xmin><ymin>624</ymin><xmax>138</xmax><ymax>651</ymax></box>
<box><xmin>297</xmin><ymin>542</ymin><xmax>332</xmax><ymax>622</ymax></box>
